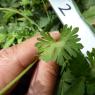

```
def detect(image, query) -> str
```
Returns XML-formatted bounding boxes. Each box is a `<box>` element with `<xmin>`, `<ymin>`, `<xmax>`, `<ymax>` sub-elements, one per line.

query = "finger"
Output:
<box><xmin>0</xmin><ymin>32</ymin><xmax>60</xmax><ymax>89</ymax></box>
<box><xmin>0</xmin><ymin>35</ymin><xmax>39</xmax><ymax>89</ymax></box>
<box><xmin>27</xmin><ymin>60</ymin><xmax>59</xmax><ymax>95</ymax></box>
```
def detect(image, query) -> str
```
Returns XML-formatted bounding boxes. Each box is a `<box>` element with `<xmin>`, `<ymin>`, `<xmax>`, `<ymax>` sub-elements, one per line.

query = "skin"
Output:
<box><xmin>0</xmin><ymin>32</ymin><xmax>60</xmax><ymax>95</ymax></box>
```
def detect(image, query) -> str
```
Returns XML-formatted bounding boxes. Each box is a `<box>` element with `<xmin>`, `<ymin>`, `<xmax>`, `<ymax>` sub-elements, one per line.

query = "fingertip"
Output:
<box><xmin>50</xmin><ymin>31</ymin><xmax>60</xmax><ymax>41</ymax></box>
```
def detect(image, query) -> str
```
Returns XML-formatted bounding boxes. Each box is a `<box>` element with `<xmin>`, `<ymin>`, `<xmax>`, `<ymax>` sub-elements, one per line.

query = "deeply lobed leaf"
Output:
<box><xmin>36</xmin><ymin>25</ymin><xmax>83</xmax><ymax>66</ymax></box>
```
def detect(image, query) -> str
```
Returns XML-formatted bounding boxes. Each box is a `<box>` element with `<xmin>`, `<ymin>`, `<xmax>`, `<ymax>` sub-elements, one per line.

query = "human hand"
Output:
<box><xmin>0</xmin><ymin>32</ymin><xmax>60</xmax><ymax>95</ymax></box>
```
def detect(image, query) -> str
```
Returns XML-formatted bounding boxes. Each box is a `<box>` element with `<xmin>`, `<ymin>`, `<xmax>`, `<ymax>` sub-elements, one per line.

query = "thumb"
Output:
<box><xmin>0</xmin><ymin>32</ymin><xmax>60</xmax><ymax>89</ymax></box>
<box><xmin>27</xmin><ymin>60</ymin><xmax>59</xmax><ymax>95</ymax></box>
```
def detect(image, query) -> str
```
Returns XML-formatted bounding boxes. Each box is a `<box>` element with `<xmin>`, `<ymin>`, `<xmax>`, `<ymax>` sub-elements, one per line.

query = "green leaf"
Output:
<box><xmin>69</xmin><ymin>52</ymin><xmax>91</xmax><ymax>77</ymax></box>
<box><xmin>21</xmin><ymin>10</ymin><xmax>32</xmax><ymax>16</ymax></box>
<box><xmin>20</xmin><ymin>0</ymin><xmax>30</xmax><ymax>6</ymax></box>
<box><xmin>0</xmin><ymin>34</ymin><xmax>6</xmax><ymax>44</ymax></box>
<box><xmin>87</xmin><ymin>48</ymin><xmax>95</xmax><ymax>78</ymax></box>
<box><xmin>80</xmin><ymin>0</ymin><xmax>95</xmax><ymax>10</ymax></box>
<box><xmin>87</xmin><ymin>48</ymin><xmax>95</xmax><ymax>67</ymax></box>
<box><xmin>36</xmin><ymin>25</ymin><xmax>83</xmax><ymax>66</ymax></box>
<box><xmin>3</xmin><ymin>35</ymin><xmax>15</xmax><ymax>48</ymax></box>
<box><xmin>56</xmin><ymin>69</ymin><xmax>74</xmax><ymax>95</ymax></box>
<box><xmin>83</xmin><ymin>6</ymin><xmax>95</xmax><ymax>24</ymax></box>
<box><xmin>64</xmin><ymin>78</ymin><xmax>85</xmax><ymax>95</ymax></box>
<box><xmin>87</xmin><ymin>82</ymin><xmax>95</xmax><ymax>95</ymax></box>
<box><xmin>32</xmin><ymin>0</ymin><xmax>42</xmax><ymax>5</ymax></box>
<box><xmin>2</xmin><ymin>11</ymin><xmax>15</xmax><ymax>24</ymax></box>
<box><xmin>0</xmin><ymin>0</ymin><xmax>19</xmax><ymax>8</ymax></box>
<box><xmin>38</xmin><ymin>16</ymin><xmax>50</xmax><ymax>28</ymax></box>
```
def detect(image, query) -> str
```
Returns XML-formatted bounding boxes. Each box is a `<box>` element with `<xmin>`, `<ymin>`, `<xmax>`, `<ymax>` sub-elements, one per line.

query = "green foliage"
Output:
<box><xmin>36</xmin><ymin>25</ymin><xmax>83</xmax><ymax>65</ymax></box>
<box><xmin>87</xmin><ymin>82</ymin><xmax>95</xmax><ymax>95</ymax></box>
<box><xmin>76</xmin><ymin>0</ymin><xmax>95</xmax><ymax>11</ymax></box>
<box><xmin>87</xmin><ymin>48</ymin><xmax>95</xmax><ymax>67</ymax></box>
<box><xmin>0</xmin><ymin>0</ymin><xmax>60</xmax><ymax>48</ymax></box>
<box><xmin>80</xmin><ymin>0</ymin><xmax>95</xmax><ymax>10</ymax></box>
<box><xmin>55</xmin><ymin>49</ymin><xmax>95</xmax><ymax>95</ymax></box>
<box><xmin>87</xmin><ymin>48</ymin><xmax>95</xmax><ymax>78</ymax></box>
<box><xmin>64</xmin><ymin>78</ymin><xmax>85</xmax><ymax>95</ymax></box>
<box><xmin>69</xmin><ymin>53</ymin><xmax>91</xmax><ymax>77</ymax></box>
<box><xmin>0</xmin><ymin>0</ymin><xmax>18</xmax><ymax>7</ymax></box>
<box><xmin>0</xmin><ymin>22</ymin><xmax>35</xmax><ymax>48</ymax></box>
<box><xmin>75</xmin><ymin>0</ymin><xmax>95</xmax><ymax>25</ymax></box>
<box><xmin>83</xmin><ymin>6</ymin><xmax>95</xmax><ymax>24</ymax></box>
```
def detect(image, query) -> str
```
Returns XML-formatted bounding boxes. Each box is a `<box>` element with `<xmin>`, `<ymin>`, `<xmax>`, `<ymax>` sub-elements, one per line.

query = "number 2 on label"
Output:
<box><xmin>58</xmin><ymin>4</ymin><xmax>71</xmax><ymax>16</ymax></box>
